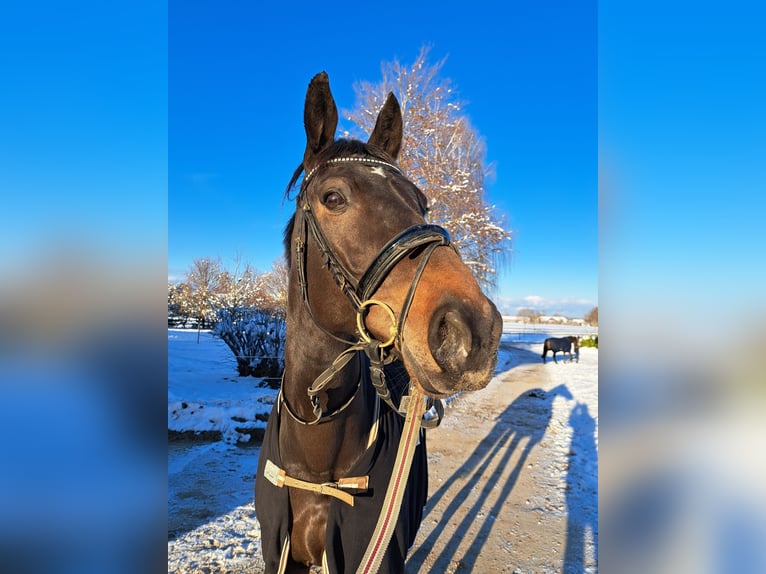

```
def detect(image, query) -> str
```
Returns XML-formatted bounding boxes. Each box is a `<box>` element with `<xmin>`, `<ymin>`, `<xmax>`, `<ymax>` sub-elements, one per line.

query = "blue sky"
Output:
<box><xmin>4</xmin><ymin>0</ymin><xmax>760</xmax><ymax>324</ymax></box>
<box><xmin>1</xmin><ymin>2</ymin><xmax>167</xmax><ymax>278</ymax></box>
<box><xmin>168</xmin><ymin>0</ymin><xmax>598</xmax><ymax>317</ymax></box>
<box><xmin>2</xmin><ymin>3</ymin><xmax>766</xmax><ymax>571</ymax></box>
<box><xmin>599</xmin><ymin>1</ymin><xmax>765</xmax><ymax>330</ymax></box>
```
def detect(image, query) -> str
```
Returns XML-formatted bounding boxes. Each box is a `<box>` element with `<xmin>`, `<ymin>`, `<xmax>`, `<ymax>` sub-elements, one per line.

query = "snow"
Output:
<box><xmin>510</xmin><ymin>340</ymin><xmax>598</xmax><ymax>538</ymax></box>
<box><xmin>168</xmin><ymin>329</ymin><xmax>276</xmax><ymax>444</ymax></box>
<box><xmin>168</xmin><ymin>322</ymin><xmax>598</xmax><ymax>572</ymax></box>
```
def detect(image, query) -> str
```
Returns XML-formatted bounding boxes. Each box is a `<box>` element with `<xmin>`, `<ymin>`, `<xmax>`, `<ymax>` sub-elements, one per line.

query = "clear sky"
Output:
<box><xmin>168</xmin><ymin>0</ymin><xmax>598</xmax><ymax>318</ymax></box>
<box><xmin>599</xmin><ymin>0</ymin><xmax>766</xmax><ymax>333</ymax></box>
<box><xmin>2</xmin><ymin>4</ymin><xmax>766</xmax><ymax>571</ymax></box>
<box><xmin>4</xmin><ymin>0</ymin><xmax>761</xmax><ymax>326</ymax></box>
<box><xmin>1</xmin><ymin>1</ymin><xmax>167</xmax><ymax>277</ymax></box>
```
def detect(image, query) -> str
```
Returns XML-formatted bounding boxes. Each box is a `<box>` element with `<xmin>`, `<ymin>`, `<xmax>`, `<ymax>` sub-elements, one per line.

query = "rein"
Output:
<box><xmin>286</xmin><ymin>156</ymin><xmax>451</xmax><ymax>425</ymax></box>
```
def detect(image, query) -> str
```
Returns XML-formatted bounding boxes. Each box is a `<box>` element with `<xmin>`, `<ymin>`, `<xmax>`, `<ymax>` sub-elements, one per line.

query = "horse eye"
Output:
<box><xmin>322</xmin><ymin>190</ymin><xmax>346</xmax><ymax>210</ymax></box>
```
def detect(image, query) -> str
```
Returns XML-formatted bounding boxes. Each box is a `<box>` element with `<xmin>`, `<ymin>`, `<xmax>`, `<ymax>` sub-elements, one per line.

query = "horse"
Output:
<box><xmin>541</xmin><ymin>336</ymin><xmax>580</xmax><ymax>364</ymax></box>
<box><xmin>254</xmin><ymin>72</ymin><xmax>503</xmax><ymax>573</ymax></box>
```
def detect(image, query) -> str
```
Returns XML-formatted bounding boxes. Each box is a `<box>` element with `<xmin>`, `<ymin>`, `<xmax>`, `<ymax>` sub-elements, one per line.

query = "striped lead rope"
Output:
<box><xmin>356</xmin><ymin>387</ymin><xmax>426</xmax><ymax>574</ymax></box>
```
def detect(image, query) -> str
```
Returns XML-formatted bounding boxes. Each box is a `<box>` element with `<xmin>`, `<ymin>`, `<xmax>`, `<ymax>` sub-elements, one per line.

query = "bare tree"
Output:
<box><xmin>187</xmin><ymin>256</ymin><xmax>223</xmax><ymax>294</ymax></box>
<box><xmin>259</xmin><ymin>257</ymin><xmax>288</xmax><ymax>316</ymax></box>
<box><xmin>169</xmin><ymin>255</ymin><xmax>288</xmax><ymax>379</ymax></box>
<box><xmin>168</xmin><ymin>282</ymin><xmax>193</xmax><ymax>327</ymax></box>
<box><xmin>344</xmin><ymin>46</ymin><xmax>511</xmax><ymax>291</ymax></box>
<box><xmin>172</xmin><ymin>255</ymin><xmax>289</xmax><ymax>327</ymax></box>
<box><xmin>518</xmin><ymin>307</ymin><xmax>543</xmax><ymax>324</ymax></box>
<box><xmin>210</xmin><ymin>261</ymin><xmax>261</xmax><ymax>310</ymax></box>
<box><xmin>584</xmin><ymin>306</ymin><xmax>598</xmax><ymax>326</ymax></box>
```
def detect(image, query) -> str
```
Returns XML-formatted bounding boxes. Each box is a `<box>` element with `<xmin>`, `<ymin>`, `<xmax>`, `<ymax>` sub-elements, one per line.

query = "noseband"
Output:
<box><xmin>286</xmin><ymin>156</ymin><xmax>451</xmax><ymax>425</ymax></box>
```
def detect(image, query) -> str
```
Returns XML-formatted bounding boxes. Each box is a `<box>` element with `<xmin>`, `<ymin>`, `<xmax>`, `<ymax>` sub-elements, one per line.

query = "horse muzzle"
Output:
<box><xmin>405</xmin><ymin>295</ymin><xmax>502</xmax><ymax>398</ymax></box>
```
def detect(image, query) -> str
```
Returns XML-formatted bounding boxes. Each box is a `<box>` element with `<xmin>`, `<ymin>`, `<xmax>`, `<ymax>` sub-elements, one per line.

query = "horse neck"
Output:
<box><xmin>282</xmin><ymin>259</ymin><xmax>372</xmax><ymax>415</ymax></box>
<box><xmin>280</xmin><ymin>295</ymin><xmax>375</xmax><ymax>476</ymax></box>
<box><xmin>282</xmin><ymin>312</ymin><xmax>355</xmax><ymax>417</ymax></box>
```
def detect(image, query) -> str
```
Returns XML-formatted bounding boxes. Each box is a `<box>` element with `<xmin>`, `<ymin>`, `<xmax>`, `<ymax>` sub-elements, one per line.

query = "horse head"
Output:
<box><xmin>287</xmin><ymin>71</ymin><xmax>502</xmax><ymax>399</ymax></box>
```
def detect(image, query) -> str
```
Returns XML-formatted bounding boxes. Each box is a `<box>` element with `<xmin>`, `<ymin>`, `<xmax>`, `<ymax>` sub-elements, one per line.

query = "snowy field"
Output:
<box><xmin>167</xmin><ymin>321</ymin><xmax>595</xmax><ymax>442</ymax></box>
<box><xmin>168</xmin><ymin>323</ymin><xmax>598</xmax><ymax>572</ymax></box>
<box><xmin>168</xmin><ymin>329</ymin><xmax>275</xmax><ymax>445</ymax></box>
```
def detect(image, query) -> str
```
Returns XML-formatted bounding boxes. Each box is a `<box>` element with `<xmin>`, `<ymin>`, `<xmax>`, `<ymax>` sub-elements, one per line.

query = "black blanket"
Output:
<box><xmin>255</xmin><ymin>395</ymin><xmax>428</xmax><ymax>573</ymax></box>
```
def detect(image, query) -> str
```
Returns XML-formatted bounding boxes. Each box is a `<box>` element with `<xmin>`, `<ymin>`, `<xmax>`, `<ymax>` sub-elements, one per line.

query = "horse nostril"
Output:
<box><xmin>429</xmin><ymin>309</ymin><xmax>472</xmax><ymax>376</ymax></box>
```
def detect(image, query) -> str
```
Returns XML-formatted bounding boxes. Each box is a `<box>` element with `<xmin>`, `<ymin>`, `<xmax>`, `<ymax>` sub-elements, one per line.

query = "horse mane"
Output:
<box><xmin>282</xmin><ymin>139</ymin><xmax>397</xmax><ymax>265</ymax></box>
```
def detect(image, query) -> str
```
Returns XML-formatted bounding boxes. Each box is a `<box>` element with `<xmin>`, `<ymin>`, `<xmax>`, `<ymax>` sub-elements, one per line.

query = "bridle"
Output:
<box><xmin>277</xmin><ymin>155</ymin><xmax>450</xmax><ymax>574</ymax></box>
<box><xmin>282</xmin><ymin>155</ymin><xmax>451</xmax><ymax>425</ymax></box>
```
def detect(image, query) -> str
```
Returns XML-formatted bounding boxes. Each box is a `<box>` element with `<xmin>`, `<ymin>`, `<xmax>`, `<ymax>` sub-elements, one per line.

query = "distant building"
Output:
<box><xmin>539</xmin><ymin>315</ymin><xmax>567</xmax><ymax>324</ymax></box>
<box><xmin>504</xmin><ymin>314</ymin><xmax>592</xmax><ymax>326</ymax></box>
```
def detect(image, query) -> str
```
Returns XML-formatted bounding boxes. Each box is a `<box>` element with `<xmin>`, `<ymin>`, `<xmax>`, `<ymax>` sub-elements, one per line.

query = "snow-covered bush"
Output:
<box><xmin>211</xmin><ymin>306</ymin><xmax>286</xmax><ymax>386</ymax></box>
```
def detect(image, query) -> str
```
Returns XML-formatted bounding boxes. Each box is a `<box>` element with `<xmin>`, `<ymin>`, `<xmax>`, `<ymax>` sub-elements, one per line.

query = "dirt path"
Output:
<box><xmin>168</xmin><ymin>342</ymin><xmax>598</xmax><ymax>573</ymax></box>
<box><xmin>407</xmin><ymin>342</ymin><xmax>592</xmax><ymax>573</ymax></box>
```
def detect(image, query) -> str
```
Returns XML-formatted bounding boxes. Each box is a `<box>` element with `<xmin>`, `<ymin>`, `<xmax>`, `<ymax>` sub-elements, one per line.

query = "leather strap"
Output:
<box><xmin>358</xmin><ymin>224</ymin><xmax>450</xmax><ymax>302</ymax></box>
<box><xmin>263</xmin><ymin>459</ymin><xmax>369</xmax><ymax>507</ymax></box>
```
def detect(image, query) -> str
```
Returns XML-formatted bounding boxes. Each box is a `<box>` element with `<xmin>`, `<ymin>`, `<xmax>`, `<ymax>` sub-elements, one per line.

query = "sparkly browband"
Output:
<box><xmin>302</xmin><ymin>157</ymin><xmax>402</xmax><ymax>188</ymax></box>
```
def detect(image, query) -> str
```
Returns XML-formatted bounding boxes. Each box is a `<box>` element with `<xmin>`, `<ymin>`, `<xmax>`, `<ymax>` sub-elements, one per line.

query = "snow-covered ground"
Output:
<box><xmin>168</xmin><ymin>329</ymin><xmax>276</xmax><ymax>444</ymax></box>
<box><xmin>168</xmin><ymin>324</ymin><xmax>598</xmax><ymax>572</ymax></box>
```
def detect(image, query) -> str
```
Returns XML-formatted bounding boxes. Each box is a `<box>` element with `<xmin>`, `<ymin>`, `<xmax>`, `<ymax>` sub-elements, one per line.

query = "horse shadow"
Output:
<box><xmin>407</xmin><ymin>383</ymin><xmax>574</xmax><ymax>571</ymax></box>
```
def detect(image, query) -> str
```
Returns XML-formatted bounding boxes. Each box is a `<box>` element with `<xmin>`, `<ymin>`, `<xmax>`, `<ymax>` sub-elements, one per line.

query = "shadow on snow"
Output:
<box><xmin>407</xmin><ymin>375</ymin><xmax>597</xmax><ymax>572</ymax></box>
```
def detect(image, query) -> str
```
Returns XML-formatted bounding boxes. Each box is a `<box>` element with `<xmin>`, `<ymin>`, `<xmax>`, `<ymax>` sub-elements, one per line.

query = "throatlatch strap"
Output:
<box><xmin>307</xmin><ymin>346</ymin><xmax>362</xmax><ymax>422</ymax></box>
<box><xmin>356</xmin><ymin>387</ymin><xmax>426</xmax><ymax>574</ymax></box>
<box><xmin>365</xmin><ymin>341</ymin><xmax>398</xmax><ymax>413</ymax></box>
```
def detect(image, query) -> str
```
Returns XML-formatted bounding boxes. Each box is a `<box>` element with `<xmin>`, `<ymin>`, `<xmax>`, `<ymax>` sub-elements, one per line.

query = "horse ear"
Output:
<box><xmin>303</xmin><ymin>71</ymin><xmax>338</xmax><ymax>169</ymax></box>
<box><xmin>368</xmin><ymin>92</ymin><xmax>403</xmax><ymax>160</ymax></box>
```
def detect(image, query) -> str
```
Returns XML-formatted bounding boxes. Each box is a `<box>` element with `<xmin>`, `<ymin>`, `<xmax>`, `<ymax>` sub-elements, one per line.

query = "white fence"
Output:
<box><xmin>501</xmin><ymin>319</ymin><xmax>598</xmax><ymax>344</ymax></box>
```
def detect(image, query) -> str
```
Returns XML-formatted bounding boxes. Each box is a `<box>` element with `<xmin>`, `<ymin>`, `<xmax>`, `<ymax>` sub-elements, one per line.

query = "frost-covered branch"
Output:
<box><xmin>344</xmin><ymin>46</ymin><xmax>511</xmax><ymax>291</ymax></box>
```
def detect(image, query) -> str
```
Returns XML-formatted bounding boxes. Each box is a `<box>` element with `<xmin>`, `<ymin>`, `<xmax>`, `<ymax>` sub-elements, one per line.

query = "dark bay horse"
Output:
<box><xmin>541</xmin><ymin>336</ymin><xmax>580</xmax><ymax>364</ymax></box>
<box><xmin>255</xmin><ymin>72</ymin><xmax>502</xmax><ymax>573</ymax></box>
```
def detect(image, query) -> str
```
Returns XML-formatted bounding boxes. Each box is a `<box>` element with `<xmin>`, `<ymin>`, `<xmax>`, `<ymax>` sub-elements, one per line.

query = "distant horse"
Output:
<box><xmin>542</xmin><ymin>336</ymin><xmax>580</xmax><ymax>363</ymax></box>
<box><xmin>254</xmin><ymin>72</ymin><xmax>502</xmax><ymax>573</ymax></box>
